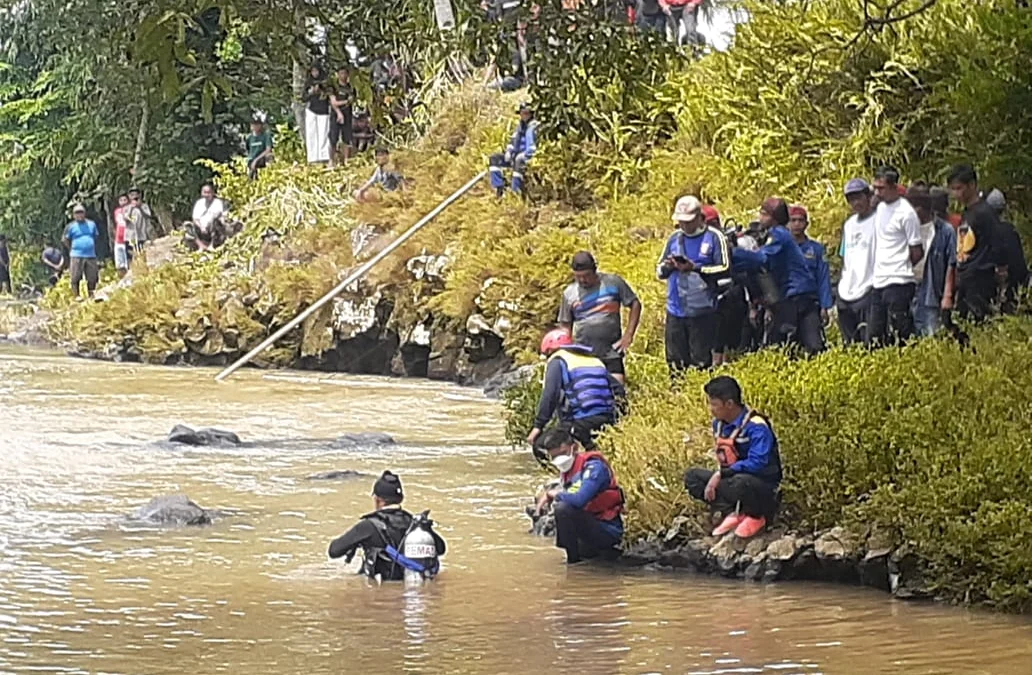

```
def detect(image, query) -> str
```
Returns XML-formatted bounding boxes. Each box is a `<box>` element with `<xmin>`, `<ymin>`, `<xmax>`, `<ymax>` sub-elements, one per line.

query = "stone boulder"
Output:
<box><xmin>306</xmin><ymin>469</ymin><xmax>369</xmax><ymax>481</ymax></box>
<box><xmin>482</xmin><ymin>365</ymin><xmax>536</xmax><ymax>400</ymax></box>
<box><xmin>526</xmin><ymin>480</ymin><xmax>560</xmax><ymax>537</ymax></box>
<box><xmin>132</xmin><ymin>495</ymin><xmax>212</xmax><ymax>526</ymax></box>
<box><xmin>335</xmin><ymin>432</ymin><xmax>396</xmax><ymax>447</ymax></box>
<box><xmin>167</xmin><ymin>425</ymin><xmax>241</xmax><ymax>447</ymax></box>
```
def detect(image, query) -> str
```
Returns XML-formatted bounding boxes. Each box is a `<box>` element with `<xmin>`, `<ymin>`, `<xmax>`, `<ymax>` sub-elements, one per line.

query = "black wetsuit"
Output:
<box><xmin>328</xmin><ymin>507</ymin><xmax>446</xmax><ymax>581</ymax></box>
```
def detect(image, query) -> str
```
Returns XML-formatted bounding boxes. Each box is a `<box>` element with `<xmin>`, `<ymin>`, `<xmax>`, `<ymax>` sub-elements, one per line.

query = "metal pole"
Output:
<box><xmin>215</xmin><ymin>170</ymin><xmax>486</xmax><ymax>382</ymax></box>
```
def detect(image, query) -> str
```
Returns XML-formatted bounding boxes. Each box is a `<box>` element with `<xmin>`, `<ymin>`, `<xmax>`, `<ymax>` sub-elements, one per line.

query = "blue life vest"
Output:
<box><xmin>548</xmin><ymin>347</ymin><xmax>616</xmax><ymax>421</ymax></box>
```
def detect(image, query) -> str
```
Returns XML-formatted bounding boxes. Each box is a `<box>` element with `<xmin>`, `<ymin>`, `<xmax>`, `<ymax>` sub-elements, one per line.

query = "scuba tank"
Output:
<box><xmin>401</xmin><ymin>510</ymin><xmax>439</xmax><ymax>587</ymax></box>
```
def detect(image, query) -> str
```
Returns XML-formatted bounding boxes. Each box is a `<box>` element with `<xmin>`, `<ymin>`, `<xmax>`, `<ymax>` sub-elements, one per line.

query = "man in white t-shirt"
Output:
<box><xmin>189</xmin><ymin>183</ymin><xmax>227</xmax><ymax>251</ymax></box>
<box><xmin>836</xmin><ymin>178</ymin><xmax>877</xmax><ymax>345</ymax></box>
<box><xmin>868</xmin><ymin>166</ymin><xmax>923</xmax><ymax>346</ymax></box>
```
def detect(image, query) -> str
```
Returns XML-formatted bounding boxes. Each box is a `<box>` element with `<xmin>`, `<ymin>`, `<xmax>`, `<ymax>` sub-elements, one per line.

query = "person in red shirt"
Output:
<box><xmin>112</xmin><ymin>194</ymin><xmax>131</xmax><ymax>278</ymax></box>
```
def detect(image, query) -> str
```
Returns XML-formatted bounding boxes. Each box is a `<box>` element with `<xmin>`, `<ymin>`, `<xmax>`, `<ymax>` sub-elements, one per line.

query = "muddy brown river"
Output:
<box><xmin>1</xmin><ymin>347</ymin><xmax>1030</xmax><ymax>674</ymax></box>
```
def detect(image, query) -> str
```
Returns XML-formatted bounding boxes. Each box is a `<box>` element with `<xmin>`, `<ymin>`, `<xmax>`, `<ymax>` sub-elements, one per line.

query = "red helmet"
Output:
<box><xmin>540</xmin><ymin>328</ymin><xmax>573</xmax><ymax>355</ymax></box>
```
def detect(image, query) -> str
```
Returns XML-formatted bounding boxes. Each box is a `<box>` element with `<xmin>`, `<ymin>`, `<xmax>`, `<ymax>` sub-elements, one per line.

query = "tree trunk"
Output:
<box><xmin>132</xmin><ymin>99</ymin><xmax>150</xmax><ymax>180</ymax></box>
<box><xmin>292</xmin><ymin>6</ymin><xmax>307</xmax><ymax>143</ymax></box>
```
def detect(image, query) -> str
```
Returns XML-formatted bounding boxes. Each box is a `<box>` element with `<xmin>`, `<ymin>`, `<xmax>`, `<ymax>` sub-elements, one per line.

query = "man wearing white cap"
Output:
<box><xmin>62</xmin><ymin>204</ymin><xmax>100</xmax><ymax>299</ymax></box>
<box><xmin>656</xmin><ymin>195</ymin><xmax>730</xmax><ymax>373</ymax></box>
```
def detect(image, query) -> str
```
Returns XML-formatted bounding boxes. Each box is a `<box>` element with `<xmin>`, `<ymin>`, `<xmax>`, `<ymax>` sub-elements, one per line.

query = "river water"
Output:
<box><xmin>1</xmin><ymin>348</ymin><xmax>1030</xmax><ymax>675</ymax></box>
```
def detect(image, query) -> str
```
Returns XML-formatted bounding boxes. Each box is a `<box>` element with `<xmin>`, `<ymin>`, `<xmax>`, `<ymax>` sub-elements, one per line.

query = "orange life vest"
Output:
<box><xmin>562</xmin><ymin>451</ymin><xmax>624</xmax><ymax>521</ymax></box>
<box><xmin>714</xmin><ymin>408</ymin><xmax>765</xmax><ymax>468</ymax></box>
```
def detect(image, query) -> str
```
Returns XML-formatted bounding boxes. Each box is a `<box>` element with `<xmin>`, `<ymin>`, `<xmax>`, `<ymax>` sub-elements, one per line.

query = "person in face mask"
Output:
<box><xmin>534</xmin><ymin>426</ymin><xmax>624</xmax><ymax>564</ymax></box>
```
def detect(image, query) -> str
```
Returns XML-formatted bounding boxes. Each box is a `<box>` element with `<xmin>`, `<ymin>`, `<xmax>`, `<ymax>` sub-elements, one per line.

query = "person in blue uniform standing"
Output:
<box><xmin>684</xmin><ymin>376</ymin><xmax>782</xmax><ymax>539</ymax></box>
<box><xmin>526</xmin><ymin>328</ymin><xmax>625</xmax><ymax>461</ymax></box>
<box><xmin>786</xmin><ymin>204</ymin><xmax>831</xmax><ymax>351</ymax></box>
<box><xmin>489</xmin><ymin>102</ymin><xmax>537</xmax><ymax>197</ymax></box>
<box><xmin>535</xmin><ymin>426</ymin><xmax>625</xmax><ymax>564</ymax></box>
<box><xmin>732</xmin><ymin>198</ymin><xmax>822</xmax><ymax>354</ymax></box>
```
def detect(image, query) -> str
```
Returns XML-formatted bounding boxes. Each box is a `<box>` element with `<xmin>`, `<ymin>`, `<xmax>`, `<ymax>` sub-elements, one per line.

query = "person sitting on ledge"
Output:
<box><xmin>683</xmin><ymin>375</ymin><xmax>781</xmax><ymax>539</ymax></box>
<box><xmin>534</xmin><ymin>426</ymin><xmax>624</xmax><ymax>565</ymax></box>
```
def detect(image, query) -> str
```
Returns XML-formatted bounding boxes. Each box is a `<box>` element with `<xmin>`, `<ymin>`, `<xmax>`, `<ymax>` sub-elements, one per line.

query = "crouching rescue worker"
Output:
<box><xmin>526</xmin><ymin>328</ymin><xmax>625</xmax><ymax>461</ymax></box>
<box><xmin>327</xmin><ymin>471</ymin><xmax>446</xmax><ymax>583</ymax></box>
<box><xmin>683</xmin><ymin>376</ymin><xmax>781</xmax><ymax>539</ymax></box>
<box><xmin>489</xmin><ymin>102</ymin><xmax>537</xmax><ymax>197</ymax></box>
<box><xmin>536</xmin><ymin>426</ymin><xmax>624</xmax><ymax>564</ymax></box>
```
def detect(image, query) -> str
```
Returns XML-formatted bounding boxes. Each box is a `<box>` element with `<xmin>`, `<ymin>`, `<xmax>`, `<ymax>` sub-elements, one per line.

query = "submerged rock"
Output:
<box><xmin>167</xmin><ymin>424</ymin><xmax>241</xmax><ymax>447</ymax></box>
<box><xmin>306</xmin><ymin>469</ymin><xmax>369</xmax><ymax>481</ymax></box>
<box><xmin>132</xmin><ymin>494</ymin><xmax>212</xmax><ymax>526</ymax></box>
<box><xmin>335</xmin><ymin>432</ymin><xmax>396</xmax><ymax>447</ymax></box>
<box><xmin>526</xmin><ymin>480</ymin><xmax>560</xmax><ymax>537</ymax></box>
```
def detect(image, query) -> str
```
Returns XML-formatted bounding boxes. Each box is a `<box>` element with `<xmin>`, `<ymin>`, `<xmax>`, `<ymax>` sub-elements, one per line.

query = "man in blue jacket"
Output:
<box><xmin>684</xmin><ymin>376</ymin><xmax>781</xmax><ymax>539</ymax></box>
<box><xmin>733</xmin><ymin>198</ymin><xmax>822</xmax><ymax>354</ymax></box>
<box><xmin>489</xmin><ymin>102</ymin><xmax>537</xmax><ymax>196</ymax></box>
<box><xmin>787</xmin><ymin>204</ymin><xmax>831</xmax><ymax>352</ymax></box>
<box><xmin>535</xmin><ymin>426</ymin><xmax>624</xmax><ymax>564</ymax></box>
<box><xmin>657</xmin><ymin>195</ymin><xmax>730</xmax><ymax>373</ymax></box>
<box><xmin>527</xmin><ymin>328</ymin><xmax>625</xmax><ymax>459</ymax></box>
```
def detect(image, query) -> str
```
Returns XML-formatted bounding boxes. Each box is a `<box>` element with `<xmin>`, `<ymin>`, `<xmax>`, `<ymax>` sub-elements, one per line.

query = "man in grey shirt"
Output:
<box><xmin>558</xmin><ymin>251</ymin><xmax>642</xmax><ymax>383</ymax></box>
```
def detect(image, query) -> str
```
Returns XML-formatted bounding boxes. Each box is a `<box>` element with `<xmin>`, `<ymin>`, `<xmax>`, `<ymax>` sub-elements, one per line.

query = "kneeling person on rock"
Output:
<box><xmin>526</xmin><ymin>328</ymin><xmax>625</xmax><ymax>460</ymax></box>
<box><xmin>684</xmin><ymin>376</ymin><xmax>781</xmax><ymax>539</ymax></box>
<box><xmin>328</xmin><ymin>471</ymin><xmax>446</xmax><ymax>582</ymax></box>
<box><xmin>536</xmin><ymin>427</ymin><xmax>624</xmax><ymax>564</ymax></box>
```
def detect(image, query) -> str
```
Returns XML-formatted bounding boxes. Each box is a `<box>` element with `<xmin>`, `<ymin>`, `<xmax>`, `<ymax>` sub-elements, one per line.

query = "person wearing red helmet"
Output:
<box><xmin>526</xmin><ymin>328</ymin><xmax>625</xmax><ymax>462</ymax></box>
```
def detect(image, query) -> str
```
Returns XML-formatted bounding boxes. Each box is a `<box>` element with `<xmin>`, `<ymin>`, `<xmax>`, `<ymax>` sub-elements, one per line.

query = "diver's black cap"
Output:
<box><xmin>372</xmin><ymin>471</ymin><xmax>404</xmax><ymax>504</ymax></box>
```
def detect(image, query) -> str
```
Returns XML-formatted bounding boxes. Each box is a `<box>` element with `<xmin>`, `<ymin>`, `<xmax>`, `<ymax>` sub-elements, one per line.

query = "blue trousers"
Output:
<box><xmin>489</xmin><ymin>152</ymin><xmax>528</xmax><ymax>193</ymax></box>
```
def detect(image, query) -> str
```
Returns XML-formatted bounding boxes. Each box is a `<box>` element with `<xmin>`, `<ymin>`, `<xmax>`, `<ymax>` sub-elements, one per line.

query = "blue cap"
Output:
<box><xmin>844</xmin><ymin>178</ymin><xmax>871</xmax><ymax>196</ymax></box>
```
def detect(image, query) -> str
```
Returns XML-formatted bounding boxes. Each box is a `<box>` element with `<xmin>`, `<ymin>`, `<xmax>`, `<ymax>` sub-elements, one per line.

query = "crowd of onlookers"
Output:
<box><xmin>552</xmin><ymin>162</ymin><xmax>1029</xmax><ymax>381</ymax></box>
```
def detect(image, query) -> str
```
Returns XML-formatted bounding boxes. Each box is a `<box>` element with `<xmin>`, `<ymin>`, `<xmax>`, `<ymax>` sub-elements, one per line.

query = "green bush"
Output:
<box><xmin>504</xmin><ymin>318</ymin><xmax>1032</xmax><ymax>612</ymax></box>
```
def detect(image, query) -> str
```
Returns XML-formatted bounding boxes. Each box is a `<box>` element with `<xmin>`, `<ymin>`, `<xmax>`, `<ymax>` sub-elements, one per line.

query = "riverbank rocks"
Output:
<box><xmin>620</xmin><ymin>523</ymin><xmax>931</xmax><ymax>602</ymax></box>
<box><xmin>525</xmin><ymin>480</ymin><xmax>560</xmax><ymax>537</ymax></box>
<box><xmin>482</xmin><ymin>364</ymin><xmax>536</xmax><ymax>400</ymax></box>
<box><xmin>131</xmin><ymin>495</ymin><xmax>212</xmax><ymax>526</ymax></box>
<box><xmin>335</xmin><ymin>432</ymin><xmax>396</xmax><ymax>447</ymax></box>
<box><xmin>167</xmin><ymin>425</ymin><xmax>242</xmax><ymax>447</ymax></box>
<box><xmin>306</xmin><ymin>469</ymin><xmax>369</xmax><ymax>481</ymax></box>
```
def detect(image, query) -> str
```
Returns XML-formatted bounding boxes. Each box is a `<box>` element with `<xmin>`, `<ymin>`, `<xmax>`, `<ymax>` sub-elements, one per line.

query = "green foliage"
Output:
<box><xmin>504</xmin><ymin>320</ymin><xmax>1032</xmax><ymax>612</ymax></box>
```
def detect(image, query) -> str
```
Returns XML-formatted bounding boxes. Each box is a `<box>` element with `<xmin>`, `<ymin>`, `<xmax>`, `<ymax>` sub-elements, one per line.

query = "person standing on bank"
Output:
<box><xmin>657</xmin><ymin>195</ymin><xmax>729</xmax><ymax>373</ymax></box>
<box><xmin>684</xmin><ymin>376</ymin><xmax>781</xmax><ymax>539</ymax></box>
<box><xmin>327</xmin><ymin>471</ymin><xmax>446</xmax><ymax>582</ymax></box>
<box><xmin>526</xmin><ymin>328</ymin><xmax>624</xmax><ymax>457</ymax></box>
<box><xmin>303</xmin><ymin>64</ymin><xmax>332</xmax><ymax>165</ymax></box>
<box><xmin>41</xmin><ymin>245</ymin><xmax>65</xmax><ymax>286</ymax></box>
<box><xmin>246</xmin><ymin>117</ymin><xmax>274</xmax><ymax>181</ymax></box>
<box><xmin>906</xmin><ymin>183</ymin><xmax>957</xmax><ymax>337</ymax></box>
<box><xmin>0</xmin><ymin>234</ymin><xmax>11</xmax><ymax>294</ymax></box>
<box><xmin>534</xmin><ymin>426</ymin><xmax>624</xmax><ymax>565</ymax></box>
<box><xmin>947</xmin><ymin>163</ymin><xmax>1007</xmax><ymax>321</ymax></box>
<box><xmin>984</xmin><ymin>188</ymin><xmax>1028</xmax><ymax>314</ymax></box>
<box><xmin>837</xmin><ymin>179</ymin><xmax>877</xmax><ymax>345</ymax></box>
<box><xmin>787</xmin><ymin>205</ymin><xmax>832</xmax><ymax>350</ymax></box>
<box><xmin>558</xmin><ymin>251</ymin><xmax>642</xmax><ymax>384</ymax></box>
<box><xmin>732</xmin><ymin>199</ymin><xmax>822</xmax><ymax>353</ymax></box>
<box><xmin>329</xmin><ymin>66</ymin><xmax>356</xmax><ymax>168</ymax></box>
<box><xmin>868</xmin><ymin>165</ymin><xmax>923</xmax><ymax>346</ymax></box>
<box><xmin>63</xmin><ymin>204</ymin><xmax>99</xmax><ymax>300</ymax></box>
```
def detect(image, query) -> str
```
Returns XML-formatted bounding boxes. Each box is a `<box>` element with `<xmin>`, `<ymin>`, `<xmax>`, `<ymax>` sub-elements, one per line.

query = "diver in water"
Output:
<box><xmin>328</xmin><ymin>471</ymin><xmax>446</xmax><ymax>582</ymax></box>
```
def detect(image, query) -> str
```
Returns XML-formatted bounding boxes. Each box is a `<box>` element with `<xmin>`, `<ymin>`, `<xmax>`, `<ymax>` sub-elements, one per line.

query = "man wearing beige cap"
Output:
<box><xmin>656</xmin><ymin>195</ymin><xmax>730</xmax><ymax>373</ymax></box>
<box><xmin>62</xmin><ymin>204</ymin><xmax>99</xmax><ymax>299</ymax></box>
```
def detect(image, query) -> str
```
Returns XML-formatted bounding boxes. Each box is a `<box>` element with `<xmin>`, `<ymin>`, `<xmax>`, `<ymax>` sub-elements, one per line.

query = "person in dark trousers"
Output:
<box><xmin>637</xmin><ymin>0</ymin><xmax>667</xmax><ymax>34</ymax></box>
<box><xmin>327</xmin><ymin>471</ymin><xmax>446</xmax><ymax>582</ymax></box>
<box><xmin>489</xmin><ymin>102</ymin><xmax>537</xmax><ymax>196</ymax></box>
<box><xmin>787</xmin><ymin>205</ymin><xmax>831</xmax><ymax>350</ymax></box>
<box><xmin>868</xmin><ymin>165</ymin><xmax>923</xmax><ymax>346</ymax></box>
<box><xmin>526</xmin><ymin>328</ymin><xmax>624</xmax><ymax>458</ymax></box>
<box><xmin>949</xmin><ymin>164</ymin><xmax>1007</xmax><ymax>322</ymax></box>
<box><xmin>907</xmin><ymin>184</ymin><xmax>957</xmax><ymax>336</ymax></box>
<box><xmin>733</xmin><ymin>198</ymin><xmax>822</xmax><ymax>353</ymax></box>
<box><xmin>836</xmin><ymin>179</ymin><xmax>877</xmax><ymax>345</ymax></box>
<box><xmin>705</xmin><ymin>205</ymin><xmax>745</xmax><ymax>366</ymax></box>
<box><xmin>329</xmin><ymin>66</ymin><xmax>356</xmax><ymax>167</ymax></box>
<box><xmin>558</xmin><ymin>251</ymin><xmax>642</xmax><ymax>384</ymax></box>
<box><xmin>63</xmin><ymin>204</ymin><xmax>100</xmax><ymax>299</ymax></box>
<box><xmin>41</xmin><ymin>245</ymin><xmax>65</xmax><ymax>287</ymax></box>
<box><xmin>534</xmin><ymin>426</ymin><xmax>624</xmax><ymax>564</ymax></box>
<box><xmin>984</xmin><ymin>188</ymin><xmax>1028</xmax><ymax>314</ymax></box>
<box><xmin>246</xmin><ymin>117</ymin><xmax>273</xmax><ymax>180</ymax></box>
<box><xmin>684</xmin><ymin>376</ymin><xmax>782</xmax><ymax>539</ymax></box>
<box><xmin>0</xmin><ymin>235</ymin><xmax>11</xmax><ymax>294</ymax></box>
<box><xmin>657</xmin><ymin>195</ymin><xmax>730</xmax><ymax>373</ymax></box>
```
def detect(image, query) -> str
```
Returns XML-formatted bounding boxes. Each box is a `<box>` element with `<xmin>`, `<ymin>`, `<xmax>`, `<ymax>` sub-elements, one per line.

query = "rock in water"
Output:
<box><xmin>133</xmin><ymin>495</ymin><xmax>212</xmax><ymax>526</ymax></box>
<box><xmin>526</xmin><ymin>480</ymin><xmax>560</xmax><ymax>537</ymax></box>
<box><xmin>335</xmin><ymin>432</ymin><xmax>396</xmax><ymax>447</ymax></box>
<box><xmin>306</xmin><ymin>470</ymin><xmax>368</xmax><ymax>481</ymax></box>
<box><xmin>167</xmin><ymin>424</ymin><xmax>241</xmax><ymax>446</ymax></box>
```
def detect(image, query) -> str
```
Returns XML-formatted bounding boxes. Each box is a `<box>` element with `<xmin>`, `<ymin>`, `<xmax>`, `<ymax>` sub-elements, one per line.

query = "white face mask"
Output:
<box><xmin>551</xmin><ymin>453</ymin><xmax>574</xmax><ymax>474</ymax></box>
